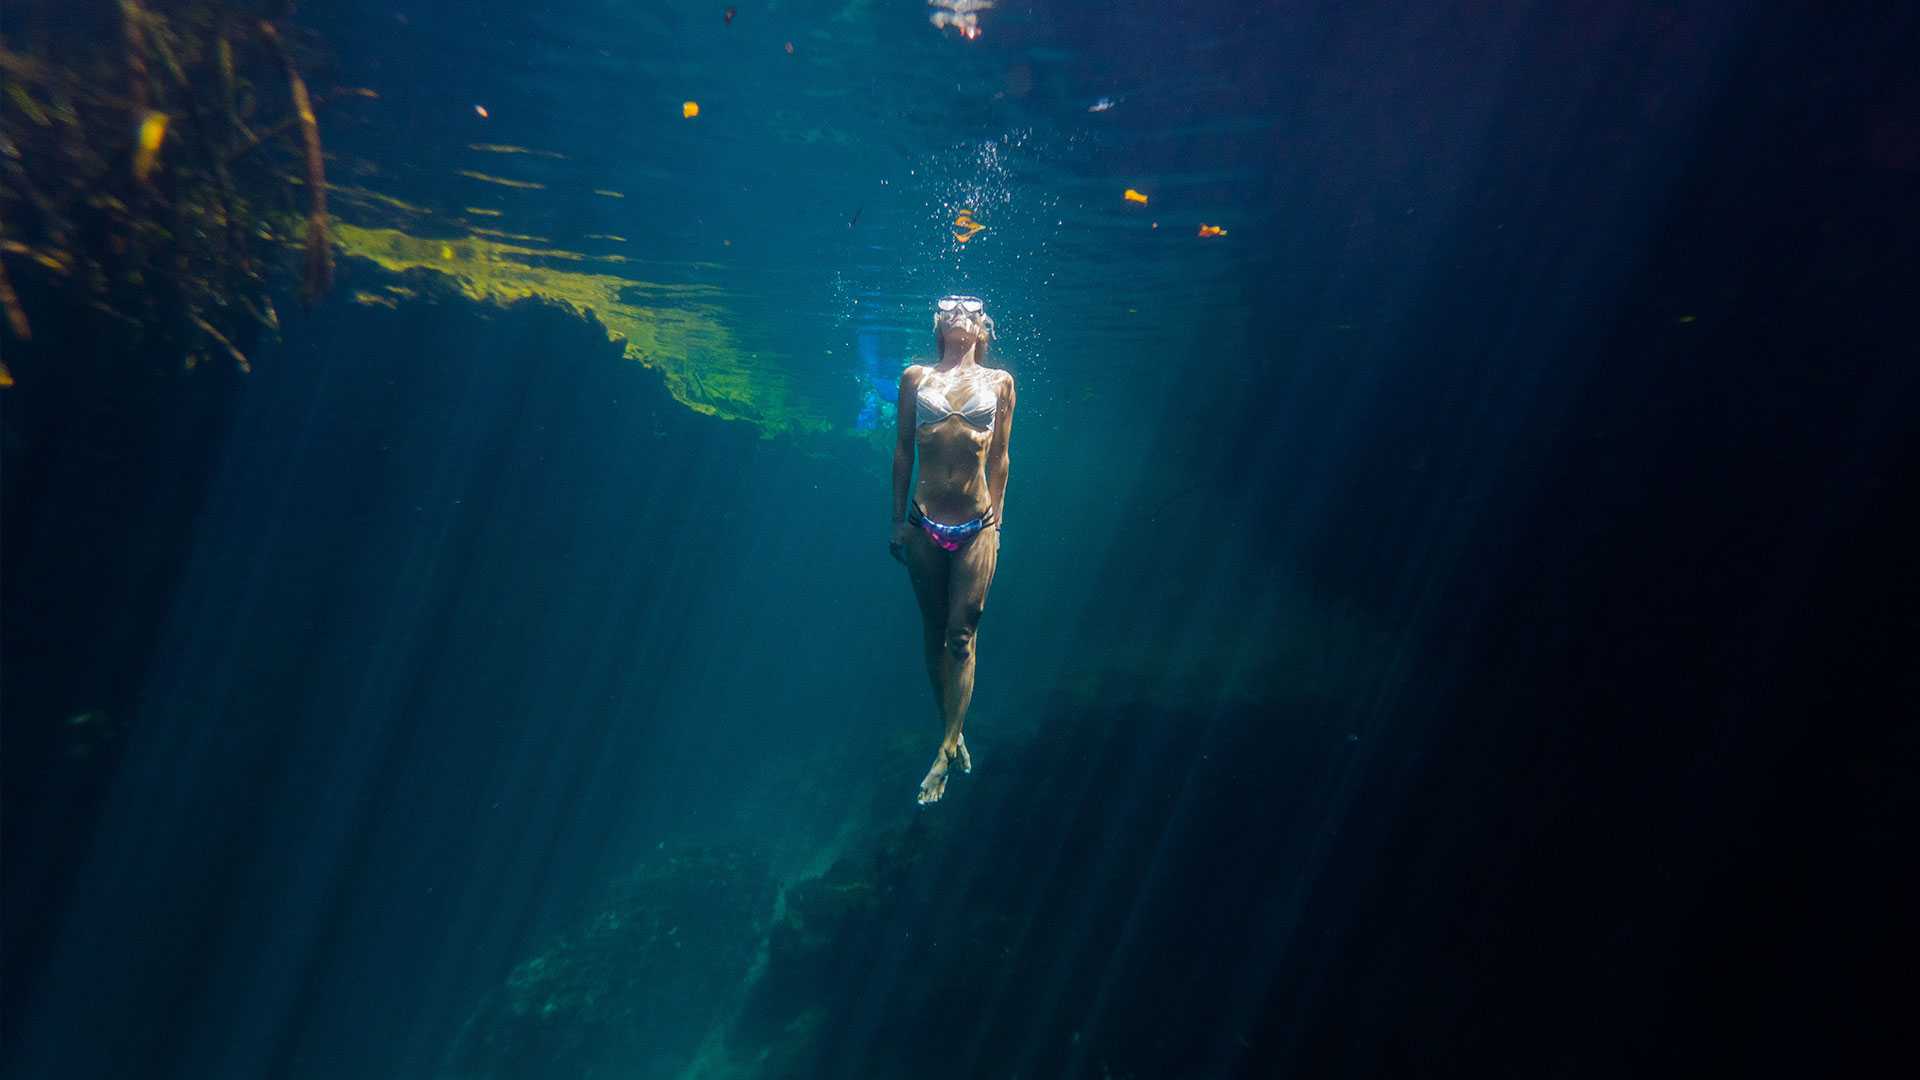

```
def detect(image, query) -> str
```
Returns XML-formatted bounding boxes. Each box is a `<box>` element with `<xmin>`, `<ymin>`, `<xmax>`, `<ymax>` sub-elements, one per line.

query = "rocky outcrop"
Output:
<box><xmin>443</xmin><ymin>845</ymin><xmax>775</xmax><ymax>1080</ymax></box>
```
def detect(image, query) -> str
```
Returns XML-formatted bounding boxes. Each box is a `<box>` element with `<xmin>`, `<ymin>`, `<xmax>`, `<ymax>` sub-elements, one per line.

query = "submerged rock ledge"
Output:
<box><xmin>441</xmin><ymin>683</ymin><xmax>1366</xmax><ymax>1080</ymax></box>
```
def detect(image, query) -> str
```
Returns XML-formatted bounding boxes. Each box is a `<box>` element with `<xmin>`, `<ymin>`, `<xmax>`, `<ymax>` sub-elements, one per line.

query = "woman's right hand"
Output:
<box><xmin>889</xmin><ymin>521</ymin><xmax>914</xmax><ymax>564</ymax></box>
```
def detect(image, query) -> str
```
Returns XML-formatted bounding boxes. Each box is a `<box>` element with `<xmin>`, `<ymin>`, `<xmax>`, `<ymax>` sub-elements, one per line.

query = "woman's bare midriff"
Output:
<box><xmin>914</xmin><ymin>418</ymin><xmax>993</xmax><ymax>523</ymax></box>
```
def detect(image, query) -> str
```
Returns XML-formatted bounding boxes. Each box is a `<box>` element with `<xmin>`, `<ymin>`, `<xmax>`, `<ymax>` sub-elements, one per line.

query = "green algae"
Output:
<box><xmin>333</xmin><ymin>222</ymin><xmax>831</xmax><ymax>435</ymax></box>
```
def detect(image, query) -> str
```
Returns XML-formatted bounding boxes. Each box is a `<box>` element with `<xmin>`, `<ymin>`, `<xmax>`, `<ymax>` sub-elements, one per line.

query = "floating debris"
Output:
<box><xmin>584</xmin><ymin>234</ymin><xmax>628</xmax><ymax>242</ymax></box>
<box><xmin>468</xmin><ymin>143</ymin><xmax>568</xmax><ymax>159</ymax></box>
<box><xmin>472</xmin><ymin>227</ymin><xmax>550</xmax><ymax>244</ymax></box>
<box><xmin>593</xmin><ymin>189</ymin><xmax>626</xmax><ymax>199</ymax></box>
<box><xmin>1197</xmin><ymin>223</ymin><xmax>1228</xmax><ymax>238</ymax></box>
<box><xmin>248</xmin><ymin>295</ymin><xmax>280</xmax><ymax>333</ymax></box>
<box><xmin>1123</xmin><ymin>188</ymin><xmax>1148</xmax><ymax>205</ymax></box>
<box><xmin>682</xmin><ymin>100</ymin><xmax>700</xmax><ymax>119</ymax></box>
<box><xmin>188</xmin><ymin>311</ymin><xmax>252</xmax><ymax>372</ymax></box>
<box><xmin>456</xmin><ymin>170</ymin><xmax>546</xmax><ymax>190</ymax></box>
<box><xmin>0</xmin><ymin>233</ymin><xmax>30</xmax><ymax>347</ymax></box>
<box><xmin>60</xmin><ymin>709</ymin><xmax>120</xmax><ymax>759</ymax></box>
<box><xmin>464</xmin><ymin>206</ymin><xmax>504</xmax><ymax>217</ymax></box>
<box><xmin>952</xmin><ymin>208</ymin><xmax>985</xmax><ymax>243</ymax></box>
<box><xmin>323</xmin><ymin>184</ymin><xmax>432</xmax><ymax>216</ymax></box>
<box><xmin>6</xmin><ymin>84</ymin><xmax>51</xmax><ymax>127</ymax></box>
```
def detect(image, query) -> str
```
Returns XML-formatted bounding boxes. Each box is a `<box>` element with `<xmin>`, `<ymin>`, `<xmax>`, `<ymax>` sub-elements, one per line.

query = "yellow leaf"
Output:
<box><xmin>132</xmin><ymin>112</ymin><xmax>169</xmax><ymax>182</ymax></box>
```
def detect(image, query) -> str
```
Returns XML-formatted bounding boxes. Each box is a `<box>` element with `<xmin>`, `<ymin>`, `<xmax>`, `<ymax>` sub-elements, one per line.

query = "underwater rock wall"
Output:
<box><xmin>726</xmin><ymin>696</ymin><xmax>1361</xmax><ymax>1080</ymax></box>
<box><xmin>443</xmin><ymin>846</ymin><xmax>776</xmax><ymax>1080</ymax></box>
<box><xmin>444</xmin><ymin>683</ymin><xmax>1375</xmax><ymax>1080</ymax></box>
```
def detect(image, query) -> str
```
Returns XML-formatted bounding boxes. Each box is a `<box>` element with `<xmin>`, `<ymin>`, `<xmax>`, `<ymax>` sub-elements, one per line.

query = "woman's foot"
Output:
<box><xmin>916</xmin><ymin>738</ymin><xmax>970</xmax><ymax>805</ymax></box>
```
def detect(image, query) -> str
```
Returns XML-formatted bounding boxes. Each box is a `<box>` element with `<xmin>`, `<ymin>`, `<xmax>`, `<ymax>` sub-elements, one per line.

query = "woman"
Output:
<box><xmin>890</xmin><ymin>295</ymin><xmax>1017</xmax><ymax>805</ymax></box>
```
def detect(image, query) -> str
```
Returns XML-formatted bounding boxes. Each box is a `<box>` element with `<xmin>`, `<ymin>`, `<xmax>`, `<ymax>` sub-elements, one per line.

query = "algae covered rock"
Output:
<box><xmin>444</xmin><ymin>844</ymin><xmax>775</xmax><ymax>1080</ymax></box>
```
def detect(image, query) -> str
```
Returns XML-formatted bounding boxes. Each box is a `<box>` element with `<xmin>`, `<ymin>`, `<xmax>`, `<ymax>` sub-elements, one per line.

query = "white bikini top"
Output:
<box><xmin>915</xmin><ymin>369</ymin><xmax>997</xmax><ymax>430</ymax></box>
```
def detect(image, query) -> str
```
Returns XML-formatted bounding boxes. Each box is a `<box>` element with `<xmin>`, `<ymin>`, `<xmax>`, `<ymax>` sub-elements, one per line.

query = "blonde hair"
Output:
<box><xmin>934</xmin><ymin>308</ymin><xmax>996</xmax><ymax>367</ymax></box>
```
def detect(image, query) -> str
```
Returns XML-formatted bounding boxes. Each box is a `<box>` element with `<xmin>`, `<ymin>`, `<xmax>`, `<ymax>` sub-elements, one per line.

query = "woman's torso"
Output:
<box><xmin>912</xmin><ymin>362</ymin><xmax>1002</xmax><ymax>523</ymax></box>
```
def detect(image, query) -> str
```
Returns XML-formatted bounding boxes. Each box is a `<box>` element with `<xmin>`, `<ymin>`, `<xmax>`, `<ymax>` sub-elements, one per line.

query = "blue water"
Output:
<box><xmin>4</xmin><ymin>2</ymin><xmax>1915</xmax><ymax>1078</ymax></box>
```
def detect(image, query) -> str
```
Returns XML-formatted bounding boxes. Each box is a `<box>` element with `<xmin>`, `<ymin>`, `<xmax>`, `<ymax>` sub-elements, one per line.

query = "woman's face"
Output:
<box><xmin>935</xmin><ymin>308</ymin><xmax>990</xmax><ymax>351</ymax></box>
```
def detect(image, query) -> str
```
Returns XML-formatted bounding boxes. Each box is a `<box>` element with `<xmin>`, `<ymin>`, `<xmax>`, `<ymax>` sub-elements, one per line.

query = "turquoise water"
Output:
<box><xmin>308</xmin><ymin>0</ymin><xmax>1272</xmax><ymax>434</ymax></box>
<box><xmin>6</xmin><ymin>2</ymin><xmax>1915</xmax><ymax>1078</ymax></box>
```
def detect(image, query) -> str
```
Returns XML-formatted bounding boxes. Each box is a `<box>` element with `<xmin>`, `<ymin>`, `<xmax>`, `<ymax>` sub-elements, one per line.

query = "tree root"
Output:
<box><xmin>257</xmin><ymin>20</ymin><xmax>332</xmax><ymax>302</ymax></box>
<box><xmin>189</xmin><ymin>312</ymin><xmax>250</xmax><ymax>373</ymax></box>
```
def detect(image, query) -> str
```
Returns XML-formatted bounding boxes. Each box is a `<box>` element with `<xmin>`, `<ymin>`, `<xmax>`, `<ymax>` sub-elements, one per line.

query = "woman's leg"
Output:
<box><xmin>902</xmin><ymin>525</ymin><xmax>952</xmax><ymax>723</ymax></box>
<box><xmin>918</xmin><ymin>527</ymin><xmax>999</xmax><ymax>804</ymax></box>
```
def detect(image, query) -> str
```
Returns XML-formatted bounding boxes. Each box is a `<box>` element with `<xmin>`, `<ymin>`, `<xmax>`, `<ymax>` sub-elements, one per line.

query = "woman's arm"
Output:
<box><xmin>892</xmin><ymin>366</ymin><xmax>921</xmax><ymax>523</ymax></box>
<box><xmin>985</xmin><ymin>372</ymin><xmax>1015</xmax><ymax>527</ymax></box>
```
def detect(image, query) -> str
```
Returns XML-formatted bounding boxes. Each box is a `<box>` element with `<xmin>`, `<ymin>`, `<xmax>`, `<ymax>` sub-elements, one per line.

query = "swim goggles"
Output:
<box><xmin>936</xmin><ymin>295</ymin><xmax>985</xmax><ymax>314</ymax></box>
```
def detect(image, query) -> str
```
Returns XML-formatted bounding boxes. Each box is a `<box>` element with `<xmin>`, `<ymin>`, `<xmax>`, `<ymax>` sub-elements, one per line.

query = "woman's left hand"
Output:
<box><xmin>889</xmin><ymin>520</ymin><xmax>914</xmax><ymax>564</ymax></box>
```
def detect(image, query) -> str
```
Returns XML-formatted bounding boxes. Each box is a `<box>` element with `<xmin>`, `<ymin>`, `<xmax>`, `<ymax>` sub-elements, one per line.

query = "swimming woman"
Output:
<box><xmin>890</xmin><ymin>295</ymin><xmax>1017</xmax><ymax>805</ymax></box>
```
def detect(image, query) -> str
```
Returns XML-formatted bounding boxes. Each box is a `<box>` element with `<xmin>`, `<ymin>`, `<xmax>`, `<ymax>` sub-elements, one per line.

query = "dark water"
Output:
<box><xmin>3</xmin><ymin>2</ymin><xmax>1915</xmax><ymax>1078</ymax></box>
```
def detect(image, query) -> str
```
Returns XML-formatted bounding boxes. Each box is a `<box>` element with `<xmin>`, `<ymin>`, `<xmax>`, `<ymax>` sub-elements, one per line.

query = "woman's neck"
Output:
<box><xmin>936</xmin><ymin>341</ymin><xmax>978</xmax><ymax>369</ymax></box>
